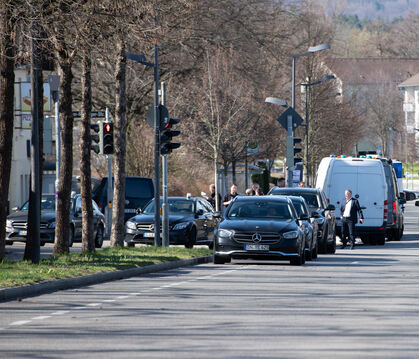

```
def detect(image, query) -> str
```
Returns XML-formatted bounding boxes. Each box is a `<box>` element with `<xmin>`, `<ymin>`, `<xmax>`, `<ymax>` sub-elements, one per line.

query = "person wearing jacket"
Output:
<box><xmin>340</xmin><ymin>189</ymin><xmax>364</xmax><ymax>249</ymax></box>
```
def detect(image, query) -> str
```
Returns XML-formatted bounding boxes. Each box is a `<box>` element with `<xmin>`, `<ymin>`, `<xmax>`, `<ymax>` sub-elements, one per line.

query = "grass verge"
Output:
<box><xmin>0</xmin><ymin>246</ymin><xmax>212</xmax><ymax>289</ymax></box>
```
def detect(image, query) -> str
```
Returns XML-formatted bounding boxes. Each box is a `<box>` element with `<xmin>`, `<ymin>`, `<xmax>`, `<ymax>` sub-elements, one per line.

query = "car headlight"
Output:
<box><xmin>283</xmin><ymin>230</ymin><xmax>299</xmax><ymax>239</ymax></box>
<box><xmin>217</xmin><ymin>229</ymin><xmax>234</xmax><ymax>238</ymax></box>
<box><xmin>173</xmin><ymin>222</ymin><xmax>189</xmax><ymax>230</ymax></box>
<box><xmin>48</xmin><ymin>221</ymin><xmax>56</xmax><ymax>229</ymax></box>
<box><xmin>6</xmin><ymin>219</ymin><xmax>12</xmax><ymax>228</ymax></box>
<box><xmin>126</xmin><ymin>220</ymin><xmax>137</xmax><ymax>230</ymax></box>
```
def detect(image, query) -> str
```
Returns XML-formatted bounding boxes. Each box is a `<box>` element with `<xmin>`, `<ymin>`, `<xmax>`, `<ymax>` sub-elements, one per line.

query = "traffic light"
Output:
<box><xmin>160</xmin><ymin>117</ymin><xmax>181</xmax><ymax>155</ymax></box>
<box><xmin>293</xmin><ymin>137</ymin><xmax>302</xmax><ymax>164</ymax></box>
<box><xmin>100</xmin><ymin>122</ymin><xmax>114</xmax><ymax>155</ymax></box>
<box><xmin>90</xmin><ymin>123</ymin><xmax>100</xmax><ymax>154</ymax></box>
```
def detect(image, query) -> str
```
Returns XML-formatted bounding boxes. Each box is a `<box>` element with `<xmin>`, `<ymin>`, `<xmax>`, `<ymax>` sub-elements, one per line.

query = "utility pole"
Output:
<box><xmin>105</xmin><ymin>108</ymin><xmax>113</xmax><ymax>238</ymax></box>
<box><xmin>161</xmin><ymin>82</ymin><xmax>169</xmax><ymax>247</ymax></box>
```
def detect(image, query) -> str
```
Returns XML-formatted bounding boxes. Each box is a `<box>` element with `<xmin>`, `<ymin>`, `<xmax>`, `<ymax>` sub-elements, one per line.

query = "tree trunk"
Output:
<box><xmin>0</xmin><ymin>2</ymin><xmax>15</xmax><ymax>260</ymax></box>
<box><xmin>80</xmin><ymin>52</ymin><xmax>95</xmax><ymax>252</ymax></box>
<box><xmin>110</xmin><ymin>40</ymin><xmax>127</xmax><ymax>248</ymax></box>
<box><xmin>53</xmin><ymin>43</ymin><xmax>74</xmax><ymax>255</ymax></box>
<box><xmin>232</xmin><ymin>160</ymin><xmax>236</xmax><ymax>185</ymax></box>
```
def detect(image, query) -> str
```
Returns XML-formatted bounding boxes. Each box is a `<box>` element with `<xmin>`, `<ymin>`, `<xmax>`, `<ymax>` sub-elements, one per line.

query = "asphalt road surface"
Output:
<box><xmin>1</xmin><ymin>202</ymin><xmax>419</xmax><ymax>358</ymax></box>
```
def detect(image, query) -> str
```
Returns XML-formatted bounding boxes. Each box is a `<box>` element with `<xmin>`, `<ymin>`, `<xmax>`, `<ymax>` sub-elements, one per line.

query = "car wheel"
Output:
<box><xmin>319</xmin><ymin>233</ymin><xmax>328</xmax><ymax>254</ymax></box>
<box><xmin>95</xmin><ymin>225</ymin><xmax>104</xmax><ymax>248</ymax></box>
<box><xmin>305</xmin><ymin>245</ymin><xmax>313</xmax><ymax>261</ymax></box>
<box><xmin>327</xmin><ymin>235</ymin><xmax>336</xmax><ymax>254</ymax></box>
<box><xmin>68</xmin><ymin>226</ymin><xmax>74</xmax><ymax>247</ymax></box>
<box><xmin>400</xmin><ymin>225</ymin><xmax>404</xmax><ymax>239</ymax></box>
<box><xmin>312</xmin><ymin>242</ymin><xmax>318</xmax><ymax>259</ymax></box>
<box><xmin>290</xmin><ymin>245</ymin><xmax>304</xmax><ymax>266</ymax></box>
<box><xmin>214</xmin><ymin>254</ymin><xmax>228</xmax><ymax>264</ymax></box>
<box><xmin>185</xmin><ymin>226</ymin><xmax>197</xmax><ymax>249</ymax></box>
<box><xmin>377</xmin><ymin>233</ymin><xmax>385</xmax><ymax>245</ymax></box>
<box><xmin>208</xmin><ymin>242</ymin><xmax>214</xmax><ymax>250</ymax></box>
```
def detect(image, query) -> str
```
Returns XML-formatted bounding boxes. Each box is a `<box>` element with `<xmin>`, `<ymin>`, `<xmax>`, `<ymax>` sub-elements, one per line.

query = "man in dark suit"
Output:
<box><xmin>340</xmin><ymin>189</ymin><xmax>364</xmax><ymax>249</ymax></box>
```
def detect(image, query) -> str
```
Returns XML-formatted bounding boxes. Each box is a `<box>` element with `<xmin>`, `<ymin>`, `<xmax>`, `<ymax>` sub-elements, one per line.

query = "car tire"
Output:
<box><xmin>95</xmin><ymin>225</ymin><xmax>104</xmax><ymax>248</ymax></box>
<box><xmin>319</xmin><ymin>233</ymin><xmax>328</xmax><ymax>254</ymax></box>
<box><xmin>185</xmin><ymin>226</ymin><xmax>197</xmax><ymax>249</ymax></box>
<box><xmin>68</xmin><ymin>226</ymin><xmax>74</xmax><ymax>247</ymax></box>
<box><xmin>327</xmin><ymin>233</ymin><xmax>336</xmax><ymax>254</ymax></box>
<box><xmin>291</xmin><ymin>245</ymin><xmax>304</xmax><ymax>266</ymax></box>
<box><xmin>305</xmin><ymin>246</ymin><xmax>313</xmax><ymax>261</ymax></box>
<box><xmin>214</xmin><ymin>254</ymin><xmax>227</xmax><ymax>264</ymax></box>
<box><xmin>399</xmin><ymin>225</ymin><xmax>404</xmax><ymax>240</ymax></box>
<box><xmin>312</xmin><ymin>242</ymin><xmax>318</xmax><ymax>259</ymax></box>
<box><xmin>208</xmin><ymin>242</ymin><xmax>214</xmax><ymax>250</ymax></box>
<box><xmin>377</xmin><ymin>233</ymin><xmax>385</xmax><ymax>245</ymax></box>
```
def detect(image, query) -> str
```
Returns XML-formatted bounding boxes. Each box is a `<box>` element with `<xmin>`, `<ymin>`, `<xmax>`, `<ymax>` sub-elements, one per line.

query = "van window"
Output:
<box><xmin>126</xmin><ymin>178</ymin><xmax>153</xmax><ymax>198</ymax></box>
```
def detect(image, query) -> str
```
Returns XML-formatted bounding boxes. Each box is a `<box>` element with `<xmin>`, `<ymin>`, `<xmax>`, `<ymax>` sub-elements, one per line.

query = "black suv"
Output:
<box><xmin>92</xmin><ymin>176</ymin><xmax>154</xmax><ymax>222</ymax></box>
<box><xmin>268</xmin><ymin>187</ymin><xmax>336</xmax><ymax>254</ymax></box>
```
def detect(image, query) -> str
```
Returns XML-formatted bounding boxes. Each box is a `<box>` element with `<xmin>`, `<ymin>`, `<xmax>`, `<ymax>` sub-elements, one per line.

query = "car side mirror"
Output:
<box><xmin>136</xmin><ymin>208</ymin><xmax>142</xmax><ymax>215</ymax></box>
<box><xmin>299</xmin><ymin>214</ymin><xmax>309</xmax><ymax>221</ymax></box>
<box><xmin>196</xmin><ymin>209</ymin><xmax>204</xmax><ymax>216</ymax></box>
<box><xmin>311</xmin><ymin>211</ymin><xmax>320</xmax><ymax>218</ymax></box>
<box><xmin>213</xmin><ymin>211</ymin><xmax>222</xmax><ymax>219</ymax></box>
<box><xmin>12</xmin><ymin>206</ymin><xmax>19</xmax><ymax>212</ymax></box>
<box><xmin>361</xmin><ymin>206</ymin><xmax>366</xmax><ymax>210</ymax></box>
<box><xmin>326</xmin><ymin>204</ymin><xmax>335</xmax><ymax>211</ymax></box>
<box><xmin>399</xmin><ymin>198</ymin><xmax>406</xmax><ymax>205</ymax></box>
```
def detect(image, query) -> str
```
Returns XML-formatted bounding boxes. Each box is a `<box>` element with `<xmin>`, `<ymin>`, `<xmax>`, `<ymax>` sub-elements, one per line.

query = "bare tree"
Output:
<box><xmin>0</xmin><ymin>0</ymin><xmax>16</xmax><ymax>260</ymax></box>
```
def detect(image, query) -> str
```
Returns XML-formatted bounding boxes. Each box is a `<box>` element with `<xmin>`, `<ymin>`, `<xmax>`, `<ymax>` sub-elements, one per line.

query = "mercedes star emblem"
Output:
<box><xmin>252</xmin><ymin>233</ymin><xmax>262</xmax><ymax>243</ymax></box>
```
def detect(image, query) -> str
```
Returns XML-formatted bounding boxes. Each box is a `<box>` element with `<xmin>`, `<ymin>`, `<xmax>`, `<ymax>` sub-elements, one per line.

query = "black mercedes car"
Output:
<box><xmin>6</xmin><ymin>194</ymin><xmax>106</xmax><ymax>248</ymax></box>
<box><xmin>124</xmin><ymin>196</ymin><xmax>218</xmax><ymax>248</ymax></box>
<box><xmin>268</xmin><ymin>187</ymin><xmax>336</xmax><ymax>254</ymax></box>
<box><xmin>213</xmin><ymin>196</ymin><xmax>307</xmax><ymax>265</ymax></box>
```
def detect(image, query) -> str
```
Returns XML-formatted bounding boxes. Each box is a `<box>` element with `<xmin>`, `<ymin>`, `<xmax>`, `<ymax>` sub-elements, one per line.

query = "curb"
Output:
<box><xmin>0</xmin><ymin>255</ymin><xmax>213</xmax><ymax>302</ymax></box>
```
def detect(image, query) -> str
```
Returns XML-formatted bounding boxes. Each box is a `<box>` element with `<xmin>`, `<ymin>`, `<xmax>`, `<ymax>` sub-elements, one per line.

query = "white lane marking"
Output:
<box><xmin>129</xmin><ymin>293</ymin><xmax>141</xmax><ymax>296</ymax></box>
<box><xmin>117</xmin><ymin>296</ymin><xmax>129</xmax><ymax>299</ymax></box>
<box><xmin>73</xmin><ymin>306</ymin><xmax>87</xmax><ymax>310</ymax></box>
<box><xmin>10</xmin><ymin>320</ymin><xmax>32</xmax><ymax>326</ymax></box>
<box><xmin>86</xmin><ymin>303</ymin><xmax>101</xmax><ymax>307</ymax></box>
<box><xmin>51</xmin><ymin>310</ymin><xmax>69</xmax><ymax>315</ymax></box>
<box><xmin>351</xmin><ymin>261</ymin><xmax>359</xmax><ymax>264</ymax></box>
<box><xmin>0</xmin><ymin>327</ymin><xmax>6</xmax><ymax>330</ymax></box>
<box><xmin>102</xmin><ymin>299</ymin><xmax>116</xmax><ymax>303</ymax></box>
<box><xmin>32</xmin><ymin>316</ymin><xmax>51</xmax><ymax>320</ymax></box>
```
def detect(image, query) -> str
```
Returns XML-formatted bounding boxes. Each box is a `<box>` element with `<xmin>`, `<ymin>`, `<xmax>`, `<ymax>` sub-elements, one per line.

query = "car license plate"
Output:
<box><xmin>125</xmin><ymin>209</ymin><xmax>137</xmax><ymax>213</ymax></box>
<box><xmin>245</xmin><ymin>244</ymin><xmax>269</xmax><ymax>251</ymax></box>
<box><xmin>19</xmin><ymin>230</ymin><xmax>27</xmax><ymax>236</ymax></box>
<box><xmin>144</xmin><ymin>232</ymin><xmax>154</xmax><ymax>238</ymax></box>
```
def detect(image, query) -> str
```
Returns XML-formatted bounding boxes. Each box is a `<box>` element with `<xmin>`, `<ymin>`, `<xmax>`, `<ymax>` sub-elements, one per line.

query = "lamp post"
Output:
<box><xmin>300</xmin><ymin>75</ymin><xmax>335</xmax><ymax>186</ymax></box>
<box><xmin>286</xmin><ymin>44</ymin><xmax>330</xmax><ymax>187</ymax></box>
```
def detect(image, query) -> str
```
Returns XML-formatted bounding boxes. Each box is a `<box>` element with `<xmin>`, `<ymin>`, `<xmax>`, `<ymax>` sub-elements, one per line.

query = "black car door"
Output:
<box><xmin>73</xmin><ymin>197</ymin><xmax>83</xmax><ymax>239</ymax></box>
<box><xmin>200</xmin><ymin>199</ymin><xmax>217</xmax><ymax>240</ymax></box>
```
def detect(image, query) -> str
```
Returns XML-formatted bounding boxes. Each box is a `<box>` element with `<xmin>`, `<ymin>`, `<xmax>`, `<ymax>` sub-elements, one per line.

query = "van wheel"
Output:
<box><xmin>360</xmin><ymin>235</ymin><xmax>369</xmax><ymax>245</ymax></box>
<box><xmin>369</xmin><ymin>234</ymin><xmax>377</xmax><ymax>245</ymax></box>
<box><xmin>377</xmin><ymin>234</ymin><xmax>385</xmax><ymax>245</ymax></box>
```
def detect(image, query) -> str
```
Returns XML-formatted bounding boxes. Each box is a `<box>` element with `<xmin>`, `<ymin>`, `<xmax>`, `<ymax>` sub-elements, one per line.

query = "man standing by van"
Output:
<box><xmin>340</xmin><ymin>189</ymin><xmax>364</xmax><ymax>249</ymax></box>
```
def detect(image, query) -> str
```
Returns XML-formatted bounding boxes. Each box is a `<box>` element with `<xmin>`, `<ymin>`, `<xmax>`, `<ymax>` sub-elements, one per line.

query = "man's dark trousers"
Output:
<box><xmin>341</xmin><ymin>217</ymin><xmax>356</xmax><ymax>247</ymax></box>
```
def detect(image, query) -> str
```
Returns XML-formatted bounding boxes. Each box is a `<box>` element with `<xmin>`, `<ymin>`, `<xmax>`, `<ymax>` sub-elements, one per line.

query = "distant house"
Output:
<box><xmin>323</xmin><ymin>58</ymin><xmax>419</xmax><ymax>156</ymax></box>
<box><xmin>398</xmin><ymin>72</ymin><xmax>419</xmax><ymax>136</ymax></box>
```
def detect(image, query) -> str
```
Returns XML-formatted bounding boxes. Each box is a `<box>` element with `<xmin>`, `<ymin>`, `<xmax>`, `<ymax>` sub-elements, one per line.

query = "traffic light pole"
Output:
<box><xmin>105</xmin><ymin>108</ymin><xmax>113</xmax><ymax>239</ymax></box>
<box><xmin>286</xmin><ymin>115</ymin><xmax>294</xmax><ymax>187</ymax></box>
<box><xmin>161</xmin><ymin>82</ymin><xmax>169</xmax><ymax>247</ymax></box>
<box><xmin>153</xmin><ymin>34</ymin><xmax>161</xmax><ymax>247</ymax></box>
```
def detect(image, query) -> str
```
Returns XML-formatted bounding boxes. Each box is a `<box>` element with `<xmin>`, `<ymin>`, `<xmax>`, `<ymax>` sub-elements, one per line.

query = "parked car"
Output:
<box><xmin>92</xmin><ymin>176</ymin><xmax>154</xmax><ymax>222</ymax></box>
<box><xmin>286</xmin><ymin>196</ymin><xmax>319</xmax><ymax>261</ymax></box>
<box><xmin>213</xmin><ymin>196</ymin><xmax>307</xmax><ymax>265</ymax></box>
<box><xmin>5</xmin><ymin>194</ymin><xmax>106</xmax><ymax>247</ymax></box>
<box><xmin>315</xmin><ymin>156</ymin><xmax>387</xmax><ymax>246</ymax></box>
<box><xmin>125</xmin><ymin>196</ymin><xmax>218</xmax><ymax>248</ymax></box>
<box><xmin>268</xmin><ymin>187</ymin><xmax>336</xmax><ymax>254</ymax></box>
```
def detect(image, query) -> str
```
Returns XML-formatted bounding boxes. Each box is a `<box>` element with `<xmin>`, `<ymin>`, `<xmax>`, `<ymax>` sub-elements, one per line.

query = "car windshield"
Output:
<box><xmin>21</xmin><ymin>196</ymin><xmax>56</xmax><ymax>211</ymax></box>
<box><xmin>142</xmin><ymin>199</ymin><xmax>195</xmax><ymax>215</ymax></box>
<box><xmin>226</xmin><ymin>200</ymin><xmax>293</xmax><ymax>220</ymax></box>
<box><xmin>291</xmin><ymin>200</ymin><xmax>308</xmax><ymax>217</ymax></box>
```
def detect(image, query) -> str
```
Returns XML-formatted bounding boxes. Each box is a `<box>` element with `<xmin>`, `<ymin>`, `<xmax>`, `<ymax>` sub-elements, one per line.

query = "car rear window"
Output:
<box><xmin>271</xmin><ymin>190</ymin><xmax>320</xmax><ymax>208</ymax></box>
<box><xmin>125</xmin><ymin>178</ymin><xmax>154</xmax><ymax>198</ymax></box>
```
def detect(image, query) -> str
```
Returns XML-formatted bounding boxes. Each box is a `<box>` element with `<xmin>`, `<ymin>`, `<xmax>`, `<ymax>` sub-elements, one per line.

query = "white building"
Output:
<box><xmin>8</xmin><ymin>67</ymin><xmax>54</xmax><ymax>211</ymax></box>
<box><xmin>398</xmin><ymin>73</ymin><xmax>419</xmax><ymax>145</ymax></box>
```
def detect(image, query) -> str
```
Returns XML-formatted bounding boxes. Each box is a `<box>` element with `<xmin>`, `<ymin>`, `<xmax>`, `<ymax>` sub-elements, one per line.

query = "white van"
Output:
<box><xmin>315</xmin><ymin>156</ymin><xmax>388</xmax><ymax>245</ymax></box>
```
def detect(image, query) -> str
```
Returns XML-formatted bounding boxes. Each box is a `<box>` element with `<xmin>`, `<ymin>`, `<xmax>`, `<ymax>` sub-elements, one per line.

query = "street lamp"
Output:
<box><xmin>300</xmin><ymin>74</ymin><xmax>335</xmax><ymax>186</ymax></box>
<box><xmin>285</xmin><ymin>43</ymin><xmax>330</xmax><ymax>187</ymax></box>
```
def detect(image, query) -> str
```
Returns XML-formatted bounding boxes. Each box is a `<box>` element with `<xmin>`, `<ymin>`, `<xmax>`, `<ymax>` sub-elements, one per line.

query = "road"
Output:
<box><xmin>1</xmin><ymin>202</ymin><xmax>419</xmax><ymax>358</ymax></box>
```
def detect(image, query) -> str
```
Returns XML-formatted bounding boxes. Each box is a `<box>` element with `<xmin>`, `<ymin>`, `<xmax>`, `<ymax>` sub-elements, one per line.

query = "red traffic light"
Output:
<box><xmin>105</xmin><ymin>123</ymin><xmax>111</xmax><ymax>133</ymax></box>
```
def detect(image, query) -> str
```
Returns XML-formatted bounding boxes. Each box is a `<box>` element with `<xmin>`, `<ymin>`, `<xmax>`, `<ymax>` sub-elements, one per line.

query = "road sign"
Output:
<box><xmin>276</xmin><ymin>107</ymin><xmax>304</xmax><ymax>130</ymax></box>
<box><xmin>146</xmin><ymin>105</ymin><xmax>169</xmax><ymax>129</ymax></box>
<box><xmin>72</xmin><ymin>110</ymin><xmax>106</xmax><ymax>118</ymax></box>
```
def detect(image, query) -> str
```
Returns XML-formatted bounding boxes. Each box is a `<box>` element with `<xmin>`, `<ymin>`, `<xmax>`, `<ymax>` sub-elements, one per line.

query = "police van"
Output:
<box><xmin>315</xmin><ymin>156</ymin><xmax>388</xmax><ymax>245</ymax></box>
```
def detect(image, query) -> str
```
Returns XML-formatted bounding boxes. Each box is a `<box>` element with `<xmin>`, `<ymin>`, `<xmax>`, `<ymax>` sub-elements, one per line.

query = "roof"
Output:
<box><xmin>324</xmin><ymin>58</ymin><xmax>419</xmax><ymax>86</ymax></box>
<box><xmin>399</xmin><ymin>72</ymin><xmax>419</xmax><ymax>87</ymax></box>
